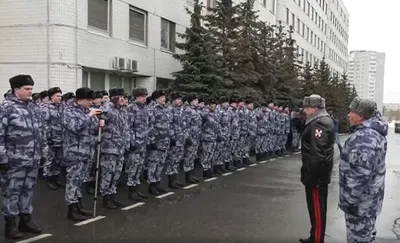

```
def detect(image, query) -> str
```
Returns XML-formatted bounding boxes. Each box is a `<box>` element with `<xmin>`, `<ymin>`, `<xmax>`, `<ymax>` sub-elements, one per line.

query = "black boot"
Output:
<box><xmin>136</xmin><ymin>189</ymin><xmax>148</xmax><ymax>199</ymax></box>
<box><xmin>168</xmin><ymin>175</ymin><xmax>180</xmax><ymax>189</ymax></box>
<box><xmin>77</xmin><ymin>198</ymin><xmax>93</xmax><ymax>216</ymax></box>
<box><xmin>111</xmin><ymin>194</ymin><xmax>125</xmax><ymax>208</ymax></box>
<box><xmin>86</xmin><ymin>181</ymin><xmax>95</xmax><ymax>195</ymax></box>
<box><xmin>243</xmin><ymin>158</ymin><xmax>252</xmax><ymax>165</ymax></box>
<box><xmin>185</xmin><ymin>171</ymin><xmax>197</xmax><ymax>184</ymax></box>
<box><xmin>148</xmin><ymin>183</ymin><xmax>160</xmax><ymax>196</ymax></box>
<box><xmin>218</xmin><ymin>165</ymin><xmax>227</xmax><ymax>174</ymax></box>
<box><xmin>67</xmin><ymin>203</ymin><xmax>87</xmax><ymax>221</ymax></box>
<box><xmin>203</xmin><ymin>170</ymin><xmax>213</xmax><ymax>179</ymax></box>
<box><xmin>225</xmin><ymin>162</ymin><xmax>235</xmax><ymax>171</ymax></box>
<box><xmin>103</xmin><ymin>195</ymin><xmax>118</xmax><ymax>209</ymax></box>
<box><xmin>213</xmin><ymin>165</ymin><xmax>222</xmax><ymax>175</ymax></box>
<box><xmin>191</xmin><ymin>170</ymin><xmax>199</xmax><ymax>182</ymax></box>
<box><xmin>18</xmin><ymin>213</ymin><xmax>42</xmax><ymax>234</ymax></box>
<box><xmin>156</xmin><ymin>182</ymin><xmax>168</xmax><ymax>194</ymax></box>
<box><xmin>46</xmin><ymin>175</ymin><xmax>59</xmax><ymax>190</ymax></box>
<box><xmin>128</xmin><ymin>186</ymin><xmax>143</xmax><ymax>201</ymax></box>
<box><xmin>4</xmin><ymin>216</ymin><xmax>23</xmax><ymax>239</ymax></box>
<box><xmin>174</xmin><ymin>174</ymin><xmax>185</xmax><ymax>187</ymax></box>
<box><xmin>256</xmin><ymin>154</ymin><xmax>262</xmax><ymax>161</ymax></box>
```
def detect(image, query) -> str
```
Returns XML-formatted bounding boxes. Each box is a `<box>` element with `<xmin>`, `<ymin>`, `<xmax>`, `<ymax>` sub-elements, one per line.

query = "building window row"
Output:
<box><xmin>329</xmin><ymin>29</ymin><xmax>347</xmax><ymax>56</ymax></box>
<box><xmin>88</xmin><ymin>0</ymin><xmax>176</xmax><ymax>52</ymax></box>
<box><xmin>330</xmin><ymin>10</ymin><xmax>348</xmax><ymax>42</ymax></box>
<box><xmin>297</xmin><ymin>45</ymin><xmax>320</xmax><ymax>67</ymax></box>
<box><xmin>315</xmin><ymin>0</ymin><xmax>328</xmax><ymax>14</ymax></box>
<box><xmin>259</xmin><ymin>0</ymin><xmax>276</xmax><ymax>14</ymax></box>
<box><xmin>294</xmin><ymin>1</ymin><xmax>327</xmax><ymax>34</ymax></box>
<box><xmin>328</xmin><ymin>48</ymin><xmax>346</xmax><ymax>70</ymax></box>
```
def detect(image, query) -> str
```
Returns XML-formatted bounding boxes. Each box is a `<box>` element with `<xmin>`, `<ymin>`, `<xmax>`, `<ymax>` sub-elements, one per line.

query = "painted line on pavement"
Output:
<box><xmin>222</xmin><ymin>172</ymin><xmax>233</xmax><ymax>176</ymax></box>
<box><xmin>74</xmin><ymin>216</ymin><xmax>106</xmax><ymax>226</ymax></box>
<box><xmin>183</xmin><ymin>184</ymin><xmax>198</xmax><ymax>190</ymax></box>
<box><xmin>156</xmin><ymin>192</ymin><xmax>175</xmax><ymax>199</ymax></box>
<box><xmin>121</xmin><ymin>202</ymin><xmax>145</xmax><ymax>211</ymax></box>
<box><xmin>284</xmin><ymin>155</ymin><xmax>290</xmax><ymax>157</ymax></box>
<box><xmin>204</xmin><ymin>177</ymin><xmax>217</xmax><ymax>182</ymax></box>
<box><xmin>236</xmin><ymin>168</ymin><xmax>246</xmax><ymax>171</ymax></box>
<box><xmin>294</xmin><ymin>151</ymin><xmax>301</xmax><ymax>154</ymax></box>
<box><xmin>249</xmin><ymin>163</ymin><xmax>257</xmax><ymax>167</ymax></box>
<box><xmin>16</xmin><ymin>234</ymin><xmax>53</xmax><ymax>243</ymax></box>
<box><xmin>269</xmin><ymin>158</ymin><xmax>277</xmax><ymax>161</ymax></box>
<box><xmin>260</xmin><ymin>160</ymin><xmax>268</xmax><ymax>164</ymax></box>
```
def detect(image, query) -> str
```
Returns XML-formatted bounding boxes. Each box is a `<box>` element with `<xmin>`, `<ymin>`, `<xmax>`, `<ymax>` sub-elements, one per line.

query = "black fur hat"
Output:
<box><xmin>187</xmin><ymin>94</ymin><xmax>198</xmax><ymax>103</ymax></box>
<box><xmin>219</xmin><ymin>96</ymin><xmax>229</xmax><ymax>104</ymax></box>
<box><xmin>47</xmin><ymin>87</ymin><xmax>62</xmax><ymax>97</ymax></box>
<box><xmin>170</xmin><ymin>91</ymin><xmax>181</xmax><ymax>101</ymax></box>
<box><xmin>132</xmin><ymin>87</ymin><xmax>148</xmax><ymax>98</ymax></box>
<box><xmin>9</xmin><ymin>75</ymin><xmax>34</xmax><ymax>89</ymax></box>
<box><xmin>152</xmin><ymin>90</ymin><xmax>166</xmax><ymax>100</ymax></box>
<box><xmin>75</xmin><ymin>87</ymin><xmax>95</xmax><ymax>100</ymax></box>
<box><xmin>63</xmin><ymin>92</ymin><xmax>75</xmax><ymax>101</ymax></box>
<box><xmin>109</xmin><ymin>88</ymin><xmax>125</xmax><ymax>98</ymax></box>
<box><xmin>40</xmin><ymin>90</ymin><xmax>48</xmax><ymax>100</ymax></box>
<box><xmin>94</xmin><ymin>91</ymin><xmax>104</xmax><ymax>99</ymax></box>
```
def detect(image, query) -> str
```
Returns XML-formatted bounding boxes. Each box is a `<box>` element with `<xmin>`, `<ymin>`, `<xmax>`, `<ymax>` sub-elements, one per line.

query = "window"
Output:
<box><xmin>157</xmin><ymin>78</ymin><xmax>172</xmax><ymax>90</ymax></box>
<box><xmin>129</xmin><ymin>7</ymin><xmax>147</xmax><ymax>43</ymax></box>
<box><xmin>268</xmin><ymin>0</ymin><xmax>275</xmax><ymax>14</ymax></box>
<box><xmin>291</xmin><ymin>13</ymin><xmax>295</xmax><ymax>28</ymax></box>
<box><xmin>286</xmin><ymin>8</ymin><xmax>290</xmax><ymax>24</ymax></box>
<box><xmin>90</xmin><ymin>72</ymin><xmax>106</xmax><ymax>91</ymax></box>
<box><xmin>297</xmin><ymin>18</ymin><xmax>300</xmax><ymax>33</ymax></box>
<box><xmin>307</xmin><ymin>2</ymin><xmax>310</xmax><ymax>15</ymax></box>
<box><xmin>303</xmin><ymin>0</ymin><xmax>306</xmax><ymax>11</ymax></box>
<box><xmin>263</xmin><ymin>0</ymin><xmax>267</xmax><ymax>6</ymax></box>
<box><xmin>110</xmin><ymin>75</ymin><xmax>122</xmax><ymax>88</ymax></box>
<box><xmin>302</xmin><ymin>22</ymin><xmax>305</xmax><ymax>36</ymax></box>
<box><xmin>161</xmin><ymin>18</ymin><xmax>176</xmax><ymax>52</ymax></box>
<box><xmin>88</xmin><ymin>0</ymin><xmax>110</xmax><ymax>32</ymax></box>
<box><xmin>82</xmin><ymin>71</ymin><xmax>89</xmax><ymax>87</ymax></box>
<box><xmin>123</xmin><ymin>77</ymin><xmax>134</xmax><ymax>93</ymax></box>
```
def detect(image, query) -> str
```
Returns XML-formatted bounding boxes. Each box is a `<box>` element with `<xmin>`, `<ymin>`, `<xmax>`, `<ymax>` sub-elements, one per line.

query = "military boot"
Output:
<box><xmin>243</xmin><ymin>158</ymin><xmax>252</xmax><ymax>165</ymax></box>
<box><xmin>203</xmin><ymin>170</ymin><xmax>214</xmax><ymax>179</ymax></box>
<box><xmin>18</xmin><ymin>214</ymin><xmax>42</xmax><ymax>234</ymax></box>
<box><xmin>256</xmin><ymin>154</ymin><xmax>262</xmax><ymax>161</ymax></box>
<box><xmin>77</xmin><ymin>198</ymin><xmax>93</xmax><ymax>216</ymax></box>
<box><xmin>67</xmin><ymin>203</ymin><xmax>87</xmax><ymax>221</ymax></box>
<box><xmin>168</xmin><ymin>175</ymin><xmax>180</xmax><ymax>189</ymax></box>
<box><xmin>225</xmin><ymin>162</ymin><xmax>235</xmax><ymax>171</ymax></box>
<box><xmin>156</xmin><ymin>182</ymin><xmax>169</xmax><ymax>194</ymax></box>
<box><xmin>218</xmin><ymin>165</ymin><xmax>227</xmax><ymax>174</ymax></box>
<box><xmin>86</xmin><ymin>181</ymin><xmax>95</xmax><ymax>195</ymax></box>
<box><xmin>110</xmin><ymin>194</ymin><xmax>125</xmax><ymax>208</ymax></box>
<box><xmin>4</xmin><ymin>216</ymin><xmax>23</xmax><ymax>239</ymax></box>
<box><xmin>213</xmin><ymin>165</ymin><xmax>222</xmax><ymax>175</ymax></box>
<box><xmin>185</xmin><ymin>171</ymin><xmax>197</xmax><ymax>184</ymax></box>
<box><xmin>46</xmin><ymin>175</ymin><xmax>60</xmax><ymax>190</ymax></box>
<box><xmin>148</xmin><ymin>183</ymin><xmax>160</xmax><ymax>196</ymax></box>
<box><xmin>174</xmin><ymin>174</ymin><xmax>185</xmax><ymax>187</ymax></box>
<box><xmin>128</xmin><ymin>186</ymin><xmax>143</xmax><ymax>201</ymax></box>
<box><xmin>103</xmin><ymin>195</ymin><xmax>118</xmax><ymax>209</ymax></box>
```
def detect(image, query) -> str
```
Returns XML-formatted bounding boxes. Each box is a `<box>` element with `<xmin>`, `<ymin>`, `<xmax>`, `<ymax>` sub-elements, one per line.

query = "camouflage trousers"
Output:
<box><xmin>147</xmin><ymin>149</ymin><xmax>168</xmax><ymax>183</ymax></box>
<box><xmin>238</xmin><ymin>135</ymin><xmax>249</xmax><ymax>159</ymax></box>
<box><xmin>100</xmin><ymin>154</ymin><xmax>124</xmax><ymax>196</ymax></box>
<box><xmin>345</xmin><ymin>214</ymin><xmax>377</xmax><ymax>243</ymax></box>
<box><xmin>292</xmin><ymin>132</ymin><xmax>300</xmax><ymax>148</ymax></box>
<box><xmin>183</xmin><ymin>140</ymin><xmax>200</xmax><ymax>172</ymax></box>
<box><xmin>165</xmin><ymin>145</ymin><xmax>184</xmax><ymax>175</ymax></box>
<box><xmin>271</xmin><ymin>134</ymin><xmax>280</xmax><ymax>151</ymax></box>
<box><xmin>256</xmin><ymin>135</ymin><xmax>267</xmax><ymax>154</ymax></box>
<box><xmin>84</xmin><ymin>148</ymin><xmax>98</xmax><ymax>183</ymax></box>
<box><xmin>126</xmin><ymin>150</ymin><xmax>146</xmax><ymax>187</ymax></box>
<box><xmin>65</xmin><ymin>162</ymin><xmax>89</xmax><ymax>205</ymax></box>
<box><xmin>245</xmin><ymin>135</ymin><xmax>256</xmax><ymax>158</ymax></box>
<box><xmin>199</xmin><ymin>141</ymin><xmax>216</xmax><ymax>170</ymax></box>
<box><xmin>1</xmin><ymin>167</ymin><xmax>38</xmax><ymax>216</ymax></box>
<box><xmin>214</xmin><ymin>139</ymin><xmax>230</xmax><ymax>165</ymax></box>
<box><xmin>230</xmin><ymin>138</ymin><xmax>241</xmax><ymax>161</ymax></box>
<box><xmin>143</xmin><ymin>149</ymin><xmax>150</xmax><ymax>171</ymax></box>
<box><xmin>43</xmin><ymin>146</ymin><xmax>63</xmax><ymax>177</ymax></box>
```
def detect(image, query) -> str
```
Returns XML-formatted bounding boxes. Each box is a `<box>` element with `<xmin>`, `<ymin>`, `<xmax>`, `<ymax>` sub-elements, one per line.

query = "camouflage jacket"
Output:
<box><xmin>229</xmin><ymin>107</ymin><xmax>240</xmax><ymax>139</ymax></box>
<box><xmin>246</xmin><ymin>108</ymin><xmax>257</xmax><ymax>137</ymax></box>
<box><xmin>148</xmin><ymin>104</ymin><xmax>171</xmax><ymax>150</ymax></box>
<box><xmin>62</xmin><ymin>102</ymin><xmax>98</xmax><ymax>163</ymax></box>
<box><xmin>42</xmin><ymin>101</ymin><xmax>63</xmax><ymax>147</ymax></box>
<box><xmin>237</xmin><ymin>107</ymin><xmax>249</xmax><ymax>136</ymax></box>
<box><xmin>0</xmin><ymin>94</ymin><xmax>48</xmax><ymax>168</ymax></box>
<box><xmin>216</xmin><ymin>107</ymin><xmax>231</xmax><ymax>141</ymax></box>
<box><xmin>201</xmin><ymin>110</ymin><xmax>219</xmax><ymax>142</ymax></box>
<box><xmin>256</xmin><ymin>108</ymin><xmax>270</xmax><ymax>135</ymax></box>
<box><xmin>100</xmin><ymin>102</ymin><xmax>130</xmax><ymax>155</ymax></box>
<box><xmin>167</xmin><ymin>105</ymin><xmax>185</xmax><ymax>147</ymax></box>
<box><xmin>339</xmin><ymin>114</ymin><xmax>388</xmax><ymax>217</ymax></box>
<box><xmin>127</xmin><ymin>102</ymin><xmax>149</xmax><ymax>152</ymax></box>
<box><xmin>183</xmin><ymin>105</ymin><xmax>202</xmax><ymax>142</ymax></box>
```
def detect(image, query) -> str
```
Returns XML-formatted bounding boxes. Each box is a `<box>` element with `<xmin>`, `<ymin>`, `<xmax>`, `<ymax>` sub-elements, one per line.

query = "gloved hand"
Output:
<box><xmin>40</xmin><ymin>157</ymin><xmax>46</xmax><ymax>166</ymax></box>
<box><xmin>0</xmin><ymin>163</ymin><xmax>9</xmax><ymax>171</ymax></box>
<box><xmin>170</xmin><ymin>140</ymin><xmax>176</xmax><ymax>147</ymax></box>
<box><xmin>149</xmin><ymin>143</ymin><xmax>157</xmax><ymax>151</ymax></box>
<box><xmin>185</xmin><ymin>139</ymin><xmax>193</xmax><ymax>147</ymax></box>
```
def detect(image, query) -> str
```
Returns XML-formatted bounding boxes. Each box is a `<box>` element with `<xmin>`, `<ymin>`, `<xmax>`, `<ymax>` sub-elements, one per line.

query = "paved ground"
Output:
<box><xmin>1</xmin><ymin>132</ymin><xmax>400</xmax><ymax>243</ymax></box>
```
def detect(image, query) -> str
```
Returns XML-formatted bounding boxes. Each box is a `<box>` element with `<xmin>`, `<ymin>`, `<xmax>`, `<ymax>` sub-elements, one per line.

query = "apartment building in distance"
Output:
<box><xmin>348</xmin><ymin>50</ymin><xmax>386</xmax><ymax>113</ymax></box>
<box><xmin>0</xmin><ymin>0</ymin><xmax>348</xmax><ymax>95</ymax></box>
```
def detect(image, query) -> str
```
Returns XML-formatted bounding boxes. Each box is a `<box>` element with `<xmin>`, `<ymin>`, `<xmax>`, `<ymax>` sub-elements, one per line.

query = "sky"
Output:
<box><xmin>344</xmin><ymin>0</ymin><xmax>399</xmax><ymax>103</ymax></box>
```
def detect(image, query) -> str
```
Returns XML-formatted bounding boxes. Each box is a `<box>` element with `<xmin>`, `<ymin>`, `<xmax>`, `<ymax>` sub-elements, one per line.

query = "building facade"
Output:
<box><xmin>0</xmin><ymin>0</ymin><xmax>348</xmax><ymax>95</ymax></box>
<box><xmin>348</xmin><ymin>50</ymin><xmax>386</xmax><ymax>113</ymax></box>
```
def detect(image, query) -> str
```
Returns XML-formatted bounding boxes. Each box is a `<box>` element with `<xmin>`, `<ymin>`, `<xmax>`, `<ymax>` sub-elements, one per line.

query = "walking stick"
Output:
<box><xmin>93</xmin><ymin>124</ymin><xmax>102</xmax><ymax>217</ymax></box>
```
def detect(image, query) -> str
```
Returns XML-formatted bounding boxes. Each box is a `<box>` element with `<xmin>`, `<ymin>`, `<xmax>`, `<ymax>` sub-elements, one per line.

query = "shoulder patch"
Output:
<box><xmin>315</xmin><ymin>128</ymin><xmax>322</xmax><ymax>138</ymax></box>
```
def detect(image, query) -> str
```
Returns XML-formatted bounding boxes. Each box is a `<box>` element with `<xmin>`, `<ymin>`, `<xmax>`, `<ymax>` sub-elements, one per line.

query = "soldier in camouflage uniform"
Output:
<box><xmin>42</xmin><ymin>87</ymin><xmax>63</xmax><ymax>190</ymax></box>
<box><xmin>125</xmin><ymin>88</ymin><xmax>150</xmax><ymax>201</ymax></box>
<box><xmin>237</xmin><ymin>98</ymin><xmax>252</xmax><ymax>165</ymax></box>
<box><xmin>229</xmin><ymin>97</ymin><xmax>242</xmax><ymax>169</ymax></box>
<box><xmin>182</xmin><ymin>94</ymin><xmax>202</xmax><ymax>183</ymax></box>
<box><xmin>165</xmin><ymin>92</ymin><xmax>186</xmax><ymax>188</ymax></box>
<box><xmin>245</xmin><ymin>99</ymin><xmax>257</xmax><ymax>158</ymax></box>
<box><xmin>199</xmin><ymin>98</ymin><xmax>219</xmax><ymax>178</ymax></box>
<box><xmin>195</xmin><ymin>97</ymin><xmax>207</xmax><ymax>169</ymax></box>
<box><xmin>38</xmin><ymin>90</ymin><xmax>49</xmax><ymax>108</ymax></box>
<box><xmin>0</xmin><ymin>75</ymin><xmax>47</xmax><ymax>239</ymax></box>
<box><xmin>147</xmin><ymin>90</ymin><xmax>171</xmax><ymax>195</ymax></box>
<box><xmin>214</xmin><ymin>97</ymin><xmax>231</xmax><ymax>174</ymax></box>
<box><xmin>255</xmin><ymin>103</ymin><xmax>270</xmax><ymax>161</ymax></box>
<box><xmin>62</xmin><ymin>87</ymin><xmax>101</xmax><ymax>221</ymax></box>
<box><xmin>339</xmin><ymin>98</ymin><xmax>388</xmax><ymax>243</ymax></box>
<box><xmin>99</xmin><ymin>88</ymin><xmax>129</xmax><ymax>209</ymax></box>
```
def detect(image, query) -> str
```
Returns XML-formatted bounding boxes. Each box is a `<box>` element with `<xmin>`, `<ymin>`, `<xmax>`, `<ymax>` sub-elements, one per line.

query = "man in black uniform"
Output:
<box><xmin>299</xmin><ymin>94</ymin><xmax>335</xmax><ymax>243</ymax></box>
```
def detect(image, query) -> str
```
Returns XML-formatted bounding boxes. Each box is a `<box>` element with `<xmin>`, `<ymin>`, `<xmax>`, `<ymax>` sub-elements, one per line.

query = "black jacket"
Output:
<box><xmin>300</xmin><ymin>114</ymin><xmax>335</xmax><ymax>186</ymax></box>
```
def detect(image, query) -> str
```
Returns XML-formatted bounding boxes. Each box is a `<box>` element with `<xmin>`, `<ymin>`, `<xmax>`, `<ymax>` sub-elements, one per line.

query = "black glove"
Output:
<box><xmin>40</xmin><ymin>157</ymin><xmax>46</xmax><ymax>166</ymax></box>
<box><xmin>149</xmin><ymin>143</ymin><xmax>157</xmax><ymax>151</ymax></box>
<box><xmin>185</xmin><ymin>139</ymin><xmax>193</xmax><ymax>147</ymax></box>
<box><xmin>0</xmin><ymin>163</ymin><xmax>9</xmax><ymax>171</ymax></box>
<box><xmin>170</xmin><ymin>140</ymin><xmax>176</xmax><ymax>147</ymax></box>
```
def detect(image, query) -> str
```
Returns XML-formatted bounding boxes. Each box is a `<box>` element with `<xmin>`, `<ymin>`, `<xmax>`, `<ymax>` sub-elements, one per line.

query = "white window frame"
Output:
<box><xmin>88</xmin><ymin>0</ymin><xmax>112</xmax><ymax>33</ymax></box>
<box><xmin>161</xmin><ymin>18</ymin><xmax>176</xmax><ymax>52</ymax></box>
<box><xmin>129</xmin><ymin>6</ymin><xmax>147</xmax><ymax>44</ymax></box>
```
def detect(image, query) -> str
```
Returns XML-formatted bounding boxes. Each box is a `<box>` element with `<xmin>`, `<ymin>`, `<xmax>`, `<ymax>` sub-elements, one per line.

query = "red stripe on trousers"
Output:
<box><xmin>313</xmin><ymin>187</ymin><xmax>321</xmax><ymax>243</ymax></box>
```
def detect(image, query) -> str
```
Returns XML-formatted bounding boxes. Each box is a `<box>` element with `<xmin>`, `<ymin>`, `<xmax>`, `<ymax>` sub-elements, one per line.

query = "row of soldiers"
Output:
<box><xmin>0</xmin><ymin>74</ymin><xmax>299</xmax><ymax>240</ymax></box>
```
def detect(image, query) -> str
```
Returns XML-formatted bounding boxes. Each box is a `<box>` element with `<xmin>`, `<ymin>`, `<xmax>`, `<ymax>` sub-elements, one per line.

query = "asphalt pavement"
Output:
<box><xmin>1</xmin><ymin>131</ymin><xmax>400</xmax><ymax>243</ymax></box>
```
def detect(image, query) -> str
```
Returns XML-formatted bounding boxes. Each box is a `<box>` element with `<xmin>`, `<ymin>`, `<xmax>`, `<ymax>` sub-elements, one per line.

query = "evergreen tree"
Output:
<box><xmin>172</xmin><ymin>0</ymin><xmax>222</xmax><ymax>97</ymax></box>
<box><xmin>299</xmin><ymin>62</ymin><xmax>315</xmax><ymax>97</ymax></box>
<box><xmin>313</xmin><ymin>57</ymin><xmax>331</xmax><ymax>98</ymax></box>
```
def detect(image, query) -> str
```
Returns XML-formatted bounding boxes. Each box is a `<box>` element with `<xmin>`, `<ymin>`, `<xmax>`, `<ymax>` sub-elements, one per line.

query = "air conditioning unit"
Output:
<box><xmin>128</xmin><ymin>59</ymin><xmax>139</xmax><ymax>72</ymax></box>
<box><xmin>112</xmin><ymin>57</ymin><xmax>126</xmax><ymax>70</ymax></box>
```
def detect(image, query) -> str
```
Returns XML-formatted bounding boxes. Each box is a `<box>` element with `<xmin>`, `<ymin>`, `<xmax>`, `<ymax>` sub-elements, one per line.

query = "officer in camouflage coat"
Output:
<box><xmin>199</xmin><ymin>98</ymin><xmax>219</xmax><ymax>178</ymax></box>
<box><xmin>237</xmin><ymin>98</ymin><xmax>252</xmax><ymax>165</ymax></box>
<box><xmin>245</xmin><ymin>99</ymin><xmax>257</xmax><ymax>159</ymax></box>
<box><xmin>0</xmin><ymin>75</ymin><xmax>47</xmax><ymax>239</ymax></box>
<box><xmin>255</xmin><ymin>103</ymin><xmax>270</xmax><ymax>161</ymax></box>
<box><xmin>182</xmin><ymin>94</ymin><xmax>202</xmax><ymax>183</ymax></box>
<box><xmin>165</xmin><ymin>92</ymin><xmax>186</xmax><ymax>189</ymax></box>
<box><xmin>126</xmin><ymin>88</ymin><xmax>149</xmax><ymax>201</ymax></box>
<box><xmin>42</xmin><ymin>87</ymin><xmax>63</xmax><ymax>190</ymax></box>
<box><xmin>62</xmin><ymin>87</ymin><xmax>101</xmax><ymax>221</ymax></box>
<box><xmin>99</xmin><ymin>88</ymin><xmax>130</xmax><ymax>209</ymax></box>
<box><xmin>147</xmin><ymin>90</ymin><xmax>171</xmax><ymax>195</ymax></box>
<box><xmin>229</xmin><ymin>97</ymin><xmax>242</xmax><ymax>169</ymax></box>
<box><xmin>214</xmin><ymin>97</ymin><xmax>231</xmax><ymax>174</ymax></box>
<box><xmin>339</xmin><ymin>98</ymin><xmax>388</xmax><ymax>243</ymax></box>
